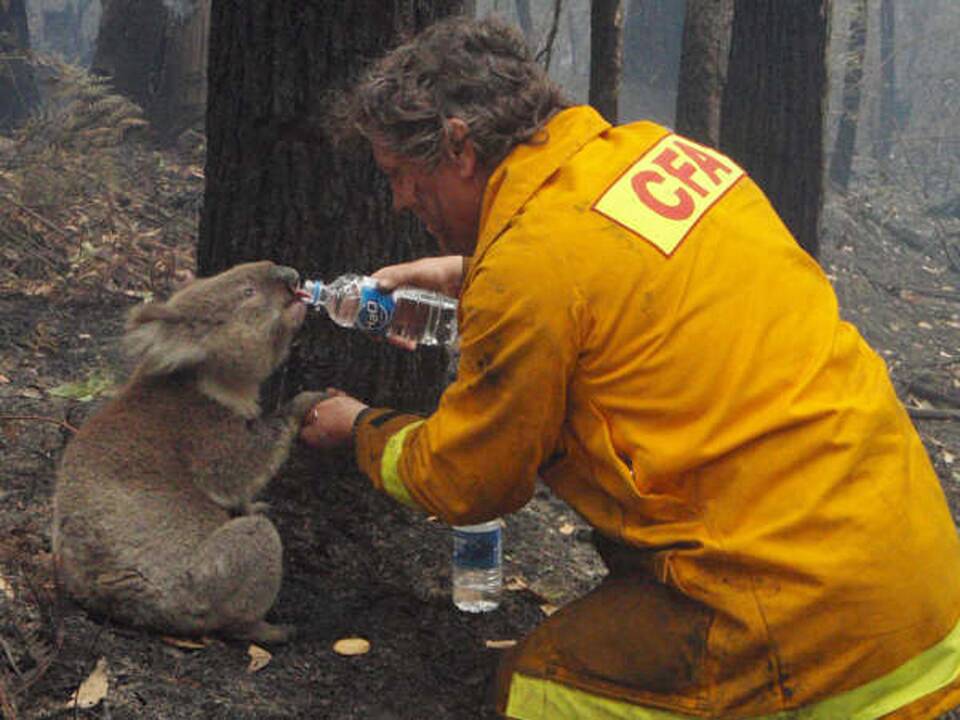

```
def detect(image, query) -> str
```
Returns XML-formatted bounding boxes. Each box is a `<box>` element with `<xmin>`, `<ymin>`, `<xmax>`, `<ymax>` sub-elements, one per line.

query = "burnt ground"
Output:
<box><xmin>2</xmin><ymin>121</ymin><xmax>960</xmax><ymax>717</ymax></box>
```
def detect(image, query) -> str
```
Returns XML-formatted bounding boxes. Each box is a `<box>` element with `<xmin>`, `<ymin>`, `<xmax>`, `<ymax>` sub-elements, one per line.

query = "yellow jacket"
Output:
<box><xmin>355</xmin><ymin>106</ymin><xmax>960</xmax><ymax>716</ymax></box>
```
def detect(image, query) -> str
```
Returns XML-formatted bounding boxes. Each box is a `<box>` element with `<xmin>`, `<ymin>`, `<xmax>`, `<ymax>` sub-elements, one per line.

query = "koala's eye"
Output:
<box><xmin>243</xmin><ymin>286</ymin><xmax>257</xmax><ymax>298</ymax></box>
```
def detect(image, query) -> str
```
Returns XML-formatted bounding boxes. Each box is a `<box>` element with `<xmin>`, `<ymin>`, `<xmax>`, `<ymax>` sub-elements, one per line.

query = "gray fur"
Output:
<box><xmin>53</xmin><ymin>261</ymin><xmax>325</xmax><ymax>644</ymax></box>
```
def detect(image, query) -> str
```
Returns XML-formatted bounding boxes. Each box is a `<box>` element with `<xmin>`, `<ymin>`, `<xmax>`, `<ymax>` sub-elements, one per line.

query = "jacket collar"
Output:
<box><xmin>469</xmin><ymin>105</ymin><xmax>611</xmax><ymax>276</ymax></box>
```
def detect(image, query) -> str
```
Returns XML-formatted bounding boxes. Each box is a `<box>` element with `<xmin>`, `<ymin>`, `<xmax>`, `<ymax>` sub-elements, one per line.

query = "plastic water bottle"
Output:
<box><xmin>452</xmin><ymin>520</ymin><xmax>503</xmax><ymax>613</ymax></box>
<box><xmin>298</xmin><ymin>274</ymin><xmax>458</xmax><ymax>348</ymax></box>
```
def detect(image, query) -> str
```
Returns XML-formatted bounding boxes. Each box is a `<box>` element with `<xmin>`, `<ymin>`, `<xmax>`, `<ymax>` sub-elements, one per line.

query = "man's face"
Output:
<box><xmin>371</xmin><ymin>139</ymin><xmax>482</xmax><ymax>256</ymax></box>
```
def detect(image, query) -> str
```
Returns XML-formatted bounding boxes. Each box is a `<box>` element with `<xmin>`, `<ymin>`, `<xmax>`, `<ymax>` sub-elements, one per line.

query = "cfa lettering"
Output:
<box><xmin>630</xmin><ymin>140</ymin><xmax>734</xmax><ymax>221</ymax></box>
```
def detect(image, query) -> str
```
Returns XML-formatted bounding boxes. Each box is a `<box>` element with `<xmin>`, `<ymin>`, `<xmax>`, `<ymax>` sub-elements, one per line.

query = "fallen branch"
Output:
<box><xmin>907</xmin><ymin>406</ymin><xmax>960</xmax><ymax>421</ymax></box>
<box><xmin>0</xmin><ymin>415</ymin><xmax>78</xmax><ymax>434</ymax></box>
<box><xmin>3</xmin><ymin>196</ymin><xmax>69</xmax><ymax>239</ymax></box>
<box><xmin>900</xmin><ymin>285</ymin><xmax>960</xmax><ymax>303</ymax></box>
<box><xmin>908</xmin><ymin>379</ymin><xmax>960</xmax><ymax>409</ymax></box>
<box><xmin>0</xmin><ymin>672</ymin><xmax>16</xmax><ymax>720</ymax></box>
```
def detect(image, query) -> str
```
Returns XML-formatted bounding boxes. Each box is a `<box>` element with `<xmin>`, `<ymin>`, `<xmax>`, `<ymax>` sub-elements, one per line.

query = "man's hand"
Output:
<box><xmin>371</xmin><ymin>255</ymin><xmax>465</xmax><ymax>298</ymax></box>
<box><xmin>299</xmin><ymin>389</ymin><xmax>369</xmax><ymax>449</ymax></box>
<box><xmin>370</xmin><ymin>255</ymin><xmax>465</xmax><ymax>351</ymax></box>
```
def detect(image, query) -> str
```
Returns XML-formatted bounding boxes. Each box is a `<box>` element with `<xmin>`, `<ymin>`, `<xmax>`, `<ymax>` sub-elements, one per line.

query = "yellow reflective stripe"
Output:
<box><xmin>380</xmin><ymin>420</ymin><xmax>425</xmax><ymax>509</ymax></box>
<box><xmin>506</xmin><ymin>674</ymin><xmax>684</xmax><ymax>720</ymax></box>
<box><xmin>506</xmin><ymin>614</ymin><xmax>960</xmax><ymax>720</ymax></box>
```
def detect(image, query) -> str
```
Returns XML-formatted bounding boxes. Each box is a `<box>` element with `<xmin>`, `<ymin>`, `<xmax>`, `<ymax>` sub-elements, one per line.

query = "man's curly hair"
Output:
<box><xmin>332</xmin><ymin>15</ymin><xmax>571</xmax><ymax>170</ymax></box>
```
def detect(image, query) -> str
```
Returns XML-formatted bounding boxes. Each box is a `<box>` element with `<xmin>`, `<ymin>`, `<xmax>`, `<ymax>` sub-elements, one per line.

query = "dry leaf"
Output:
<box><xmin>539</xmin><ymin>604</ymin><xmax>559</xmax><ymax>617</ymax></box>
<box><xmin>485</xmin><ymin>639</ymin><xmax>517</xmax><ymax>649</ymax></box>
<box><xmin>917</xmin><ymin>321</ymin><xmax>933</xmax><ymax>330</ymax></box>
<box><xmin>944</xmin><ymin>451</ymin><xmax>955</xmax><ymax>465</ymax></box>
<box><xmin>0</xmin><ymin>373</ymin><xmax>10</xmax><ymax>384</ymax></box>
<box><xmin>558</xmin><ymin>523</ymin><xmax>576</xmax><ymax>536</ymax></box>
<box><xmin>161</xmin><ymin>636</ymin><xmax>209</xmax><ymax>650</ymax></box>
<box><xmin>67</xmin><ymin>657</ymin><xmax>108</xmax><ymax>709</ymax></box>
<box><xmin>505</xmin><ymin>576</ymin><xmax>528</xmax><ymax>592</ymax></box>
<box><xmin>0</xmin><ymin>575</ymin><xmax>14</xmax><ymax>600</ymax></box>
<box><xmin>247</xmin><ymin>644</ymin><xmax>272</xmax><ymax>673</ymax></box>
<box><xmin>333</xmin><ymin>637</ymin><xmax>371</xmax><ymax>656</ymax></box>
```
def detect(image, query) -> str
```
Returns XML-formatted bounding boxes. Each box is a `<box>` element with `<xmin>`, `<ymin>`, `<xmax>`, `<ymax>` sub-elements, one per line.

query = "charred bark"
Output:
<box><xmin>674</xmin><ymin>0</ymin><xmax>733</xmax><ymax>147</ymax></box>
<box><xmin>92</xmin><ymin>0</ymin><xmax>208</xmax><ymax>140</ymax></box>
<box><xmin>514</xmin><ymin>0</ymin><xmax>533</xmax><ymax>41</ymax></box>
<box><xmin>874</xmin><ymin>0</ymin><xmax>897</xmax><ymax>165</ymax></box>
<box><xmin>828</xmin><ymin>0</ymin><xmax>867</xmax><ymax>193</ymax></box>
<box><xmin>622</xmin><ymin>0</ymin><xmax>686</xmax><ymax>123</ymax></box>
<box><xmin>720</xmin><ymin>0</ymin><xmax>828</xmax><ymax>259</ymax></box>
<box><xmin>0</xmin><ymin>0</ymin><xmax>38</xmax><ymax>131</ymax></box>
<box><xmin>199</xmin><ymin>1</ymin><xmax>465</xmax><ymax>414</ymax></box>
<box><xmin>589</xmin><ymin>0</ymin><xmax>624</xmax><ymax>124</ymax></box>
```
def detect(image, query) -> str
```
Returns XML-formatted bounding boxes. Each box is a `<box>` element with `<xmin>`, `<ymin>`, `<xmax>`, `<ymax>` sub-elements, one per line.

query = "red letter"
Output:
<box><xmin>653</xmin><ymin>148</ymin><xmax>708</xmax><ymax>197</ymax></box>
<box><xmin>675</xmin><ymin>140</ymin><xmax>734</xmax><ymax>186</ymax></box>
<box><xmin>631</xmin><ymin>170</ymin><xmax>694</xmax><ymax>220</ymax></box>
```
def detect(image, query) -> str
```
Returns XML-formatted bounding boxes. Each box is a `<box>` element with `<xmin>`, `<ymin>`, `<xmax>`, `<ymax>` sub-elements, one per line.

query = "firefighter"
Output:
<box><xmin>301</xmin><ymin>15</ymin><xmax>960</xmax><ymax>719</ymax></box>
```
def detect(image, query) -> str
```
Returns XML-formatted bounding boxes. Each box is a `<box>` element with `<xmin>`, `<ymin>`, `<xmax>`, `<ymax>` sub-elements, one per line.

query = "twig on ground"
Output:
<box><xmin>0</xmin><ymin>415</ymin><xmax>78</xmax><ymax>434</ymax></box>
<box><xmin>908</xmin><ymin>379</ymin><xmax>960</xmax><ymax>409</ymax></box>
<box><xmin>0</xmin><ymin>638</ymin><xmax>23</xmax><ymax>677</ymax></box>
<box><xmin>2</xmin><ymin>196</ymin><xmax>69</xmax><ymax>239</ymax></box>
<box><xmin>907</xmin><ymin>406</ymin><xmax>960</xmax><ymax>421</ymax></box>
<box><xmin>0</xmin><ymin>672</ymin><xmax>17</xmax><ymax>720</ymax></box>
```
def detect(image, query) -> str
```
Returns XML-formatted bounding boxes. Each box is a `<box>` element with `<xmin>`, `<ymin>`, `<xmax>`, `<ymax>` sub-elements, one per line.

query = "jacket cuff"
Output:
<box><xmin>353</xmin><ymin>407</ymin><xmax>425</xmax><ymax>507</ymax></box>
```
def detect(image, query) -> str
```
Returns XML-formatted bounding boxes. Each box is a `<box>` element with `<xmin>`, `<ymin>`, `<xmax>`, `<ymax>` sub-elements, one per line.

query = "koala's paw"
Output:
<box><xmin>287</xmin><ymin>390</ymin><xmax>331</xmax><ymax>423</ymax></box>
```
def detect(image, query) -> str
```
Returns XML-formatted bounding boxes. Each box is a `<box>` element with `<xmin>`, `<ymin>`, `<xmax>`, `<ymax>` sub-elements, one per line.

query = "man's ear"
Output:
<box><xmin>445</xmin><ymin>117</ymin><xmax>477</xmax><ymax>179</ymax></box>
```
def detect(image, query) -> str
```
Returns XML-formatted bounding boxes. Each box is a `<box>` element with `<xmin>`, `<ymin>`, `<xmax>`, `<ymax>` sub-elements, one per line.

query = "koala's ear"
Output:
<box><xmin>125</xmin><ymin>302</ymin><xmax>207</xmax><ymax>376</ymax></box>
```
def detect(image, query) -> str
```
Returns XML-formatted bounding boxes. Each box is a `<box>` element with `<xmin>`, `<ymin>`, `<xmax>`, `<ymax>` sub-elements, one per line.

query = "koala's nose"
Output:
<box><xmin>273</xmin><ymin>265</ymin><xmax>300</xmax><ymax>289</ymax></box>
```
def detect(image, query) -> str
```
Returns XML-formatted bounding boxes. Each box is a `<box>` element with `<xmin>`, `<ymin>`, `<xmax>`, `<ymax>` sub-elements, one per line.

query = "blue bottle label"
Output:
<box><xmin>356</xmin><ymin>284</ymin><xmax>395</xmax><ymax>334</ymax></box>
<box><xmin>453</xmin><ymin>527</ymin><xmax>502</xmax><ymax>571</ymax></box>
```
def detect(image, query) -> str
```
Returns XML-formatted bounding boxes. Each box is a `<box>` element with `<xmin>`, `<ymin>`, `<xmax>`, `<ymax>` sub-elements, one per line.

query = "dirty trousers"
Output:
<box><xmin>493</xmin><ymin>535</ymin><xmax>960</xmax><ymax>719</ymax></box>
<box><xmin>494</xmin><ymin>536</ymin><xmax>714</xmax><ymax>718</ymax></box>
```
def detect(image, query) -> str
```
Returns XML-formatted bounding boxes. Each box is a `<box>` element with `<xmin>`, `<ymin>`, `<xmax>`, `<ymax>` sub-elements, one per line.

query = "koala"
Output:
<box><xmin>52</xmin><ymin>261</ymin><xmax>325</xmax><ymax>644</ymax></box>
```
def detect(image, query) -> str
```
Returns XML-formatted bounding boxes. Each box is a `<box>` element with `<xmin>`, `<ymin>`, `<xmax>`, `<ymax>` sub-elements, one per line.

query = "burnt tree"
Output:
<box><xmin>674</xmin><ymin>0</ymin><xmax>733</xmax><ymax>147</ymax></box>
<box><xmin>92</xmin><ymin>0</ymin><xmax>209</xmax><ymax>140</ymax></box>
<box><xmin>720</xmin><ymin>0</ymin><xmax>828</xmax><ymax>259</ymax></box>
<box><xmin>829</xmin><ymin>0</ymin><xmax>867</xmax><ymax>193</ymax></box>
<box><xmin>199</xmin><ymin>1</ymin><xmax>466</xmax><ymax>414</ymax></box>
<box><xmin>874</xmin><ymin>0</ymin><xmax>897</xmax><ymax>165</ymax></box>
<box><xmin>514</xmin><ymin>0</ymin><xmax>533</xmax><ymax>41</ymax></box>
<box><xmin>0</xmin><ymin>0</ymin><xmax>38</xmax><ymax>131</ymax></box>
<box><xmin>622</xmin><ymin>0</ymin><xmax>685</xmax><ymax>123</ymax></box>
<box><xmin>589</xmin><ymin>0</ymin><xmax>624</xmax><ymax>123</ymax></box>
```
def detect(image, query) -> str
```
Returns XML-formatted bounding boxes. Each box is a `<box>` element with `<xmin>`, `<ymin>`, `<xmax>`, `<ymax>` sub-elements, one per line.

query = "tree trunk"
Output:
<box><xmin>720</xmin><ymin>0</ymin><xmax>828</xmax><ymax>259</ymax></box>
<box><xmin>589</xmin><ymin>0</ymin><xmax>624</xmax><ymax>124</ymax></box>
<box><xmin>30</xmin><ymin>0</ymin><xmax>100</xmax><ymax>66</ymax></box>
<box><xmin>622</xmin><ymin>0</ymin><xmax>686</xmax><ymax>123</ymax></box>
<box><xmin>92</xmin><ymin>0</ymin><xmax>209</xmax><ymax>140</ymax></box>
<box><xmin>0</xmin><ymin>0</ymin><xmax>38</xmax><ymax>131</ymax></box>
<box><xmin>874</xmin><ymin>0</ymin><xmax>896</xmax><ymax>165</ymax></box>
<box><xmin>151</xmin><ymin>0</ymin><xmax>210</xmax><ymax>139</ymax></box>
<box><xmin>91</xmin><ymin>0</ymin><xmax>168</xmax><ymax>109</ymax></box>
<box><xmin>674</xmin><ymin>0</ymin><xmax>733</xmax><ymax>147</ymax></box>
<box><xmin>514</xmin><ymin>0</ymin><xmax>533</xmax><ymax>40</ymax></box>
<box><xmin>199</xmin><ymin>1</ymin><xmax>465</xmax><ymax>414</ymax></box>
<box><xmin>828</xmin><ymin>0</ymin><xmax>867</xmax><ymax>193</ymax></box>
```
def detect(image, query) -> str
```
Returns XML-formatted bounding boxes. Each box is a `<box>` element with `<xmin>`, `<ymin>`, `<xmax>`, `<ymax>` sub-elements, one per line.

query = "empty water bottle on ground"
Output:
<box><xmin>298</xmin><ymin>273</ymin><xmax>458</xmax><ymax>348</ymax></box>
<box><xmin>452</xmin><ymin>520</ymin><xmax>503</xmax><ymax>613</ymax></box>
